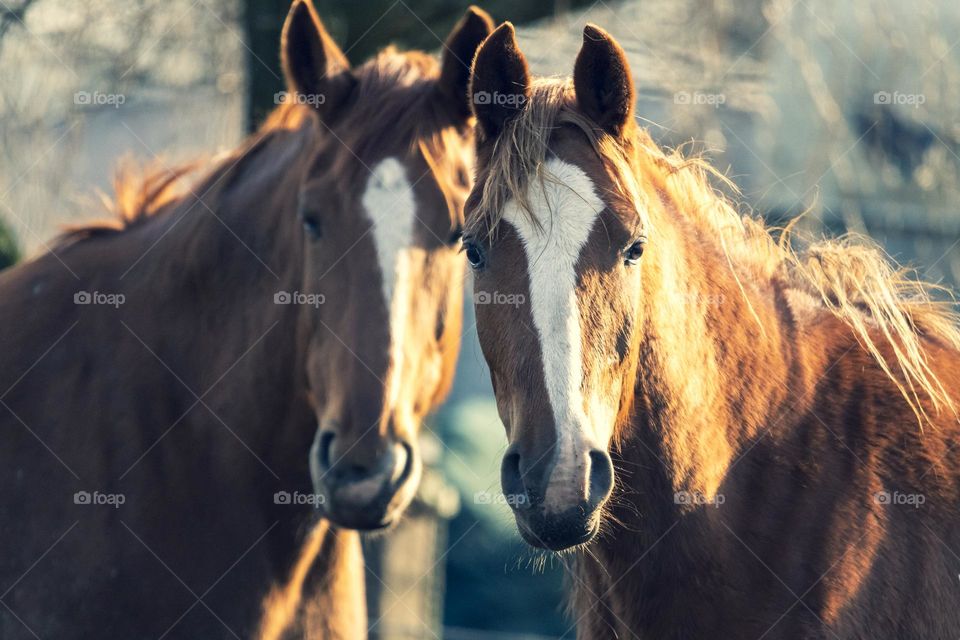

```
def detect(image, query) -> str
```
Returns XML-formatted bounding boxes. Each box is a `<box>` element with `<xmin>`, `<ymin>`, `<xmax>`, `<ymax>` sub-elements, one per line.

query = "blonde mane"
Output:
<box><xmin>58</xmin><ymin>47</ymin><xmax>466</xmax><ymax>247</ymax></box>
<box><xmin>468</xmin><ymin>78</ymin><xmax>960</xmax><ymax>425</ymax></box>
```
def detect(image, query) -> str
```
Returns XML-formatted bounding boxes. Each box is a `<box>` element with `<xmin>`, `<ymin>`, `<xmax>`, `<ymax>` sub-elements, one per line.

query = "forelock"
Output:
<box><xmin>467</xmin><ymin>78</ymin><xmax>646</xmax><ymax>242</ymax></box>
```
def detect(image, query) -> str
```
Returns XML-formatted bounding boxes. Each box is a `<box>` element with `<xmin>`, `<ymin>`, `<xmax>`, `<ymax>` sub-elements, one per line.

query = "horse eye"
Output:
<box><xmin>301</xmin><ymin>214</ymin><xmax>322</xmax><ymax>239</ymax></box>
<box><xmin>624</xmin><ymin>238</ymin><xmax>646</xmax><ymax>265</ymax></box>
<box><xmin>463</xmin><ymin>241</ymin><xmax>485</xmax><ymax>269</ymax></box>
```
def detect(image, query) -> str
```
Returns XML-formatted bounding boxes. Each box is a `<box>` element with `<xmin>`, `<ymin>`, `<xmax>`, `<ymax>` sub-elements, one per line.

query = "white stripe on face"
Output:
<box><xmin>502</xmin><ymin>158</ymin><xmax>613</xmax><ymax>502</ymax></box>
<box><xmin>362</xmin><ymin>158</ymin><xmax>416</xmax><ymax>408</ymax></box>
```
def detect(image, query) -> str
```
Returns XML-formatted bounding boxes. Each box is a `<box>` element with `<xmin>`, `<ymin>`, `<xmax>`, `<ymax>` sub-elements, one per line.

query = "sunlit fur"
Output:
<box><xmin>468</xmin><ymin>78</ymin><xmax>960</xmax><ymax>429</ymax></box>
<box><xmin>9</xmin><ymin>44</ymin><xmax>474</xmax><ymax>640</ymax></box>
<box><xmin>469</xmin><ymin>58</ymin><xmax>960</xmax><ymax>636</ymax></box>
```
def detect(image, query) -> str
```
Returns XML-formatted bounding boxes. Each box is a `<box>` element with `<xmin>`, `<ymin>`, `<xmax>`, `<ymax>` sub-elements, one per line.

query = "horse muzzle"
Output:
<box><xmin>501</xmin><ymin>443</ymin><xmax>614</xmax><ymax>550</ymax></box>
<box><xmin>310</xmin><ymin>430</ymin><xmax>420</xmax><ymax>530</ymax></box>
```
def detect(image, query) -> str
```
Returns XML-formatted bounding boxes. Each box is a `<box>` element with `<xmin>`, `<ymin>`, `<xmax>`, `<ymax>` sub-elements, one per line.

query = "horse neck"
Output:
<box><xmin>114</xmin><ymin>126</ymin><xmax>312</xmax><ymax>450</ymax></box>
<box><xmin>570</xmin><ymin>184</ymin><xmax>809</xmax><ymax>630</ymax></box>
<box><xmin>622</xmin><ymin>191</ymin><xmax>799</xmax><ymax>512</ymax></box>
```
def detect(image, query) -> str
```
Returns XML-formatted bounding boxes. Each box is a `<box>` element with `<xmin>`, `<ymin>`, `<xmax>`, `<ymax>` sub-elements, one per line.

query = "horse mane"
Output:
<box><xmin>51</xmin><ymin>110</ymin><xmax>309</xmax><ymax>249</ymax></box>
<box><xmin>469</xmin><ymin>77</ymin><xmax>960</xmax><ymax>424</ymax></box>
<box><xmin>54</xmin><ymin>47</ymin><xmax>464</xmax><ymax>249</ymax></box>
<box><xmin>319</xmin><ymin>46</ymin><xmax>470</xmax><ymax>229</ymax></box>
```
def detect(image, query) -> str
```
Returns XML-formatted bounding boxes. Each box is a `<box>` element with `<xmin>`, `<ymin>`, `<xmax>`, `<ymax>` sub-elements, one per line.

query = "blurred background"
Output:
<box><xmin>1</xmin><ymin>0</ymin><xmax>958</xmax><ymax>637</ymax></box>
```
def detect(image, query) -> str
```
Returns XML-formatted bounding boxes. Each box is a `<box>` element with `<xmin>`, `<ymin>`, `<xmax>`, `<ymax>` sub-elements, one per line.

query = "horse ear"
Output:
<box><xmin>438</xmin><ymin>6</ymin><xmax>495</xmax><ymax>119</ymax></box>
<box><xmin>573</xmin><ymin>24</ymin><xmax>635</xmax><ymax>138</ymax></box>
<box><xmin>469</xmin><ymin>22</ymin><xmax>530</xmax><ymax>140</ymax></box>
<box><xmin>280</xmin><ymin>0</ymin><xmax>355</xmax><ymax>118</ymax></box>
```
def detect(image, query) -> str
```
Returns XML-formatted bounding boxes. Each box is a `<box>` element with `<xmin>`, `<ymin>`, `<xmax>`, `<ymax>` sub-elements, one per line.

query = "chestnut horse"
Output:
<box><xmin>0</xmin><ymin>2</ymin><xmax>493</xmax><ymax>638</ymax></box>
<box><xmin>465</xmin><ymin>23</ymin><xmax>960</xmax><ymax>639</ymax></box>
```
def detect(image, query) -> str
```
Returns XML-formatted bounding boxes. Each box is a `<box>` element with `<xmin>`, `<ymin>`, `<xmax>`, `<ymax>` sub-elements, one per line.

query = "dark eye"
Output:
<box><xmin>301</xmin><ymin>214</ymin><xmax>322</xmax><ymax>239</ymax></box>
<box><xmin>463</xmin><ymin>240</ymin><xmax>485</xmax><ymax>269</ymax></box>
<box><xmin>624</xmin><ymin>238</ymin><xmax>646</xmax><ymax>265</ymax></box>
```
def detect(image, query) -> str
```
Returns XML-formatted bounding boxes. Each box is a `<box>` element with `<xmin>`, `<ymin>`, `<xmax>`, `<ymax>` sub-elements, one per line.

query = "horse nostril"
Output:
<box><xmin>396</xmin><ymin>440</ymin><xmax>414</xmax><ymax>485</ymax></box>
<box><xmin>321</xmin><ymin>434</ymin><xmax>414</xmax><ymax>488</ymax></box>
<box><xmin>500</xmin><ymin>450</ymin><xmax>531</xmax><ymax>509</ymax></box>
<box><xmin>347</xmin><ymin>462</ymin><xmax>366</xmax><ymax>476</ymax></box>
<box><xmin>587</xmin><ymin>449</ymin><xmax>614</xmax><ymax>508</ymax></box>
<box><xmin>318</xmin><ymin>431</ymin><xmax>335</xmax><ymax>471</ymax></box>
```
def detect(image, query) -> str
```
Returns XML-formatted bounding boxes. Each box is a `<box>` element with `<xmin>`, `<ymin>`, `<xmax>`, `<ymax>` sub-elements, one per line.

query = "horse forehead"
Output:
<box><xmin>502</xmin><ymin>158</ymin><xmax>605</xmax><ymax>261</ymax></box>
<box><xmin>361</xmin><ymin>157</ymin><xmax>417</xmax><ymax>305</ymax></box>
<box><xmin>499</xmin><ymin>157</ymin><xmax>606</xmax><ymax>432</ymax></box>
<box><xmin>362</xmin><ymin>157</ymin><xmax>417</xmax><ymax>238</ymax></box>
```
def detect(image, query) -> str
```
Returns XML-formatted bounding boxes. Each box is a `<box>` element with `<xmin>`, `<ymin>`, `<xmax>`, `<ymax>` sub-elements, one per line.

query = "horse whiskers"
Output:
<box><xmin>513</xmin><ymin>547</ymin><xmax>557</xmax><ymax>575</ymax></box>
<box><xmin>608</xmin><ymin>455</ymin><xmax>651</xmax><ymax>469</ymax></box>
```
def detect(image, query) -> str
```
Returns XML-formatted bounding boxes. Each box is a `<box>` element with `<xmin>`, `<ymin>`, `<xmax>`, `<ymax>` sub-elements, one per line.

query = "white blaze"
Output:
<box><xmin>362</xmin><ymin>158</ymin><xmax>416</xmax><ymax>408</ymax></box>
<box><xmin>502</xmin><ymin>158</ymin><xmax>609</xmax><ymax>503</ymax></box>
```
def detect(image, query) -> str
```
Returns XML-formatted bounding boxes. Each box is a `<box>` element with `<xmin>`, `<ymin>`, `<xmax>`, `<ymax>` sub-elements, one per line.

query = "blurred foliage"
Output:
<box><xmin>0</xmin><ymin>0</ymin><xmax>37</xmax><ymax>42</ymax></box>
<box><xmin>435</xmin><ymin>399</ymin><xmax>571</xmax><ymax>636</ymax></box>
<box><xmin>0</xmin><ymin>217</ymin><xmax>21</xmax><ymax>269</ymax></box>
<box><xmin>311</xmin><ymin>0</ymin><xmax>590</xmax><ymax>62</ymax></box>
<box><xmin>1</xmin><ymin>0</ymin><xmax>244</xmax><ymax>248</ymax></box>
<box><xmin>444</xmin><ymin>512</ymin><xmax>570</xmax><ymax>637</ymax></box>
<box><xmin>243</xmin><ymin>0</ymin><xmax>594</xmax><ymax>129</ymax></box>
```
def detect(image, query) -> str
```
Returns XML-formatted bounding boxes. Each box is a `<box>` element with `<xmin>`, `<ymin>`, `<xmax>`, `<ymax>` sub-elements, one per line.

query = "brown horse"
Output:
<box><xmin>0</xmin><ymin>2</ymin><xmax>492</xmax><ymax>638</ymax></box>
<box><xmin>465</xmin><ymin>23</ymin><xmax>960</xmax><ymax>639</ymax></box>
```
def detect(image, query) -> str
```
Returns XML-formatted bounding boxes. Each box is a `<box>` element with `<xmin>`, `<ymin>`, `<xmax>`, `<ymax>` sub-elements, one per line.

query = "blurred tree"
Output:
<box><xmin>0</xmin><ymin>0</ymin><xmax>35</xmax><ymax>43</ymax></box>
<box><xmin>243</xmin><ymin>0</ymin><xmax>291</xmax><ymax>129</ymax></box>
<box><xmin>242</xmin><ymin>0</ymin><xmax>592</xmax><ymax>131</ymax></box>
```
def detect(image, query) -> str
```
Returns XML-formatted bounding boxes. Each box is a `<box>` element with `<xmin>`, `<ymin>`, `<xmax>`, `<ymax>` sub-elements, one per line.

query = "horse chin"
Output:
<box><xmin>321</xmin><ymin>507</ymin><xmax>400</xmax><ymax>532</ymax></box>
<box><xmin>312</xmin><ymin>446</ymin><xmax>421</xmax><ymax>531</ymax></box>
<box><xmin>514</xmin><ymin>510</ymin><xmax>602</xmax><ymax>552</ymax></box>
<box><xmin>317</xmin><ymin>474</ymin><xmax>419</xmax><ymax>532</ymax></box>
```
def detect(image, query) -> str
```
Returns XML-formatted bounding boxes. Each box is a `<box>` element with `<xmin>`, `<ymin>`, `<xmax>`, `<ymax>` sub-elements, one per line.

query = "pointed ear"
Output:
<box><xmin>469</xmin><ymin>22</ymin><xmax>531</xmax><ymax>140</ymax></box>
<box><xmin>438</xmin><ymin>6</ymin><xmax>495</xmax><ymax>119</ymax></box>
<box><xmin>573</xmin><ymin>24</ymin><xmax>635</xmax><ymax>138</ymax></box>
<box><xmin>280</xmin><ymin>0</ymin><xmax>355</xmax><ymax>118</ymax></box>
